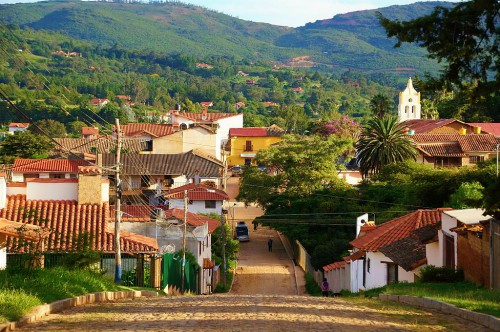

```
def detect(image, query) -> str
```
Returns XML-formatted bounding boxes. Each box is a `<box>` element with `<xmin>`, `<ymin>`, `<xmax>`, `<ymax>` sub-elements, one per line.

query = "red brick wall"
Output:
<box><xmin>456</xmin><ymin>228</ymin><xmax>490</xmax><ymax>287</ymax></box>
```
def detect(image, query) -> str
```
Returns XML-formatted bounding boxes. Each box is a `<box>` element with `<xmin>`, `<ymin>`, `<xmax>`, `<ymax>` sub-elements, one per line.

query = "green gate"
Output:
<box><xmin>161</xmin><ymin>253</ymin><xmax>196</xmax><ymax>293</ymax></box>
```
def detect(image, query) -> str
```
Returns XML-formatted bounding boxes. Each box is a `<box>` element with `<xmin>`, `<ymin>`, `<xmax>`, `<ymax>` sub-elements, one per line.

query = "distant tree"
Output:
<box><xmin>99</xmin><ymin>103</ymin><xmax>128</xmax><ymax>125</ymax></box>
<box><xmin>447</xmin><ymin>181</ymin><xmax>484</xmax><ymax>209</ymax></box>
<box><xmin>0</xmin><ymin>131</ymin><xmax>53</xmax><ymax>161</ymax></box>
<box><xmin>355</xmin><ymin>115</ymin><xmax>417</xmax><ymax>178</ymax></box>
<box><xmin>369</xmin><ymin>93</ymin><xmax>392</xmax><ymax>118</ymax></box>
<box><xmin>29</xmin><ymin>119</ymin><xmax>67</xmax><ymax>138</ymax></box>
<box><xmin>378</xmin><ymin>0</ymin><xmax>500</xmax><ymax>96</ymax></box>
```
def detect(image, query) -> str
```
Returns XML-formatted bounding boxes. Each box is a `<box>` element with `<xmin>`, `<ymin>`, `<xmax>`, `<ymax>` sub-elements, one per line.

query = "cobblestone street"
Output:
<box><xmin>16</xmin><ymin>294</ymin><xmax>490</xmax><ymax>332</ymax></box>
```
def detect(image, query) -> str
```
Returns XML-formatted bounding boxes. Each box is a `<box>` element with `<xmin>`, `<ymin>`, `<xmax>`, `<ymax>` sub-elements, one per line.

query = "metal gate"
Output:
<box><xmin>161</xmin><ymin>253</ymin><xmax>197</xmax><ymax>294</ymax></box>
<box><xmin>492</xmin><ymin>220</ymin><xmax>500</xmax><ymax>290</ymax></box>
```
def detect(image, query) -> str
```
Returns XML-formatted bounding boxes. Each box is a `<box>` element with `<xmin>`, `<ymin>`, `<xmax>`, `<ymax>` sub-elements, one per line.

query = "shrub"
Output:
<box><xmin>418</xmin><ymin>265</ymin><xmax>464</xmax><ymax>283</ymax></box>
<box><xmin>305</xmin><ymin>273</ymin><xmax>322</xmax><ymax>296</ymax></box>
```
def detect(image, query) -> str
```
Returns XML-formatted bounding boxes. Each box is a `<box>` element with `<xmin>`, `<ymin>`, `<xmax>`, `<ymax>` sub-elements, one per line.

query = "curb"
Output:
<box><xmin>379</xmin><ymin>294</ymin><xmax>500</xmax><ymax>331</ymax></box>
<box><xmin>0</xmin><ymin>290</ymin><xmax>158</xmax><ymax>332</ymax></box>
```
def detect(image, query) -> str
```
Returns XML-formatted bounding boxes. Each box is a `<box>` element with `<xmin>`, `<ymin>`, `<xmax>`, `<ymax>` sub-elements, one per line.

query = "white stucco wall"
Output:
<box><xmin>364</xmin><ymin>251</ymin><xmax>415</xmax><ymax>289</ymax></box>
<box><xmin>439</xmin><ymin>213</ymin><xmax>459</xmax><ymax>267</ymax></box>
<box><xmin>0</xmin><ymin>177</ymin><xmax>6</xmax><ymax>209</ymax></box>
<box><xmin>426</xmin><ymin>241</ymin><xmax>441</xmax><ymax>267</ymax></box>
<box><xmin>168</xmin><ymin>199</ymin><xmax>223</xmax><ymax>215</ymax></box>
<box><xmin>101</xmin><ymin>181</ymin><xmax>109</xmax><ymax>203</ymax></box>
<box><xmin>6</xmin><ymin>185</ymin><xmax>26</xmax><ymax>196</ymax></box>
<box><xmin>0</xmin><ymin>247</ymin><xmax>6</xmax><ymax>269</ymax></box>
<box><xmin>27</xmin><ymin>182</ymin><xmax>78</xmax><ymax>201</ymax></box>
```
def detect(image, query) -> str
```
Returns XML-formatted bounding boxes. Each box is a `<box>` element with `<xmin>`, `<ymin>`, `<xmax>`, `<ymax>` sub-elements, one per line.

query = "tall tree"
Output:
<box><xmin>378</xmin><ymin>0</ymin><xmax>500</xmax><ymax>96</ymax></box>
<box><xmin>238</xmin><ymin>134</ymin><xmax>353</xmax><ymax>208</ymax></box>
<box><xmin>0</xmin><ymin>131</ymin><xmax>53</xmax><ymax>161</ymax></box>
<box><xmin>369</xmin><ymin>93</ymin><xmax>392</xmax><ymax>118</ymax></box>
<box><xmin>355</xmin><ymin>115</ymin><xmax>417</xmax><ymax>178</ymax></box>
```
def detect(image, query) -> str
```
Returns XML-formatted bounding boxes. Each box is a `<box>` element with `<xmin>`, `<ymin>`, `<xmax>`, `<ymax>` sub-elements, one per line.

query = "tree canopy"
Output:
<box><xmin>378</xmin><ymin>0</ymin><xmax>500</xmax><ymax>96</ymax></box>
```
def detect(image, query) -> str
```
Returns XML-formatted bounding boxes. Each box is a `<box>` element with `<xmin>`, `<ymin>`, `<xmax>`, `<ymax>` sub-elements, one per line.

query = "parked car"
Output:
<box><xmin>235</xmin><ymin>221</ymin><xmax>249</xmax><ymax>242</ymax></box>
<box><xmin>231</xmin><ymin>165</ymin><xmax>243</xmax><ymax>176</ymax></box>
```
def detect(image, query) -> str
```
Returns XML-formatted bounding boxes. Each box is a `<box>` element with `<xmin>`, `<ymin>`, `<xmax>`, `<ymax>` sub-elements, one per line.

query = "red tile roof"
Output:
<box><xmin>323</xmin><ymin>261</ymin><xmax>345</xmax><ymax>272</ymax></box>
<box><xmin>120</xmin><ymin>123</ymin><xmax>175</xmax><ymax>138</ymax></box>
<box><xmin>403</xmin><ymin>119</ymin><xmax>470</xmax><ymax>133</ymax></box>
<box><xmin>350</xmin><ymin>209</ymin><xmax>445</xmax><ymax>251</ymax></box>
<box><xmin>109</xmin><ymin>206</ymin><xmax>220</xmax><ymax>234</ymax></box>
<box><xmin>457</xmin><ymin>134</ymin><xmax>498</xmax><ymax>151</ymax></box>
<box><xmin>165</xmin><ymin>183</ymin><xmax>229</xmax><ymax>201</ymax></box>
<box><xmin>166</xmin><ymin>208</ymin><xmax>220</xmax><ymax>233</ymax></box>
<box><xmin>469</xmin><ymin>123</ymin><xmax>500</xmax><ymax>136</ymax></box>
<box><xmin>9</xmin><ymin>123</ymin><xmax>29</xmax><ymax>128</ymax></box>
<box><xmin>2</xmin><ymin>195</ymin><xmax>157</xmax><ymax>253</ymax></box>
<box><xmin>416</xmin><ymin>143</ymin><xmax>465</xmax><ymax>157</ymax></box>
<box><xmin>81</xmin><ymin>127</ymin><xmax>99</xmax><ymax>136</ymax></box>
<box><xmin>229</xmin><ymin>125</ymin><xmax>285</xmax><ymax>137</ymax></box>
<box><xmin>13</xmin><ymin>158</ymin><xmax>89</xmax><ymax>173</ymax></box>
<box><xmin>411</xmin><ymin>134</ymin><xmax>498</xmax><ymax>156</ymax></box>
<box><xmin>175</xmin><ymin>112</ymin><xmax>241</xmax><ymax>122</ymax></box>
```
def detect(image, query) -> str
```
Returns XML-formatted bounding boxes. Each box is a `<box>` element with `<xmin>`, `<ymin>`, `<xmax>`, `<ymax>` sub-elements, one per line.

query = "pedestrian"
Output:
<box><xmin>321</xmin><ymin>278</ymin><xmax>330</xmax><ymax>297</ymax></box>
<box><xmin>267</xmin><ymin>238</ymin><xmax>273</xmax><ymax>252</ymax></box>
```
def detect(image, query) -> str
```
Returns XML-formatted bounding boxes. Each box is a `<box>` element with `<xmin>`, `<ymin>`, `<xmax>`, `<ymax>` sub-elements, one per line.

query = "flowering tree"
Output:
<box><xmin>311</xmin><ymin>116</ymin><xmax>361</xmax><ymax>141</ymax></box>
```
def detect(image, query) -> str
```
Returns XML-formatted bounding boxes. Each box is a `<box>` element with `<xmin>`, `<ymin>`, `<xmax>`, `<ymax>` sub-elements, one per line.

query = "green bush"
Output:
<box><xmin>418</xmin><ymin>265</ymin><xmax>464</xmax><ymax>283</ymax></box>
<box><xmin>305</xmin><ymin>273</ymin><xmax>322</xmax><ymax>296</ymax></box>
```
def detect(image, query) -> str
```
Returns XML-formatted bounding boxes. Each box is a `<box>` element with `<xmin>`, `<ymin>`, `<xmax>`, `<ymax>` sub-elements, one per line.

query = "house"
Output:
<box><xmin>440</xmin><ymin>209</ymin><xmax>495</xmax><ymax>288</ymax></box>
<box><xmin>10</xmin><ymin>158</ymin><xmax>90</xmax><ymax>183</ymax></box>
<box><xmin>115</xmin><ymin>95</ymin><xmax>131</xmax><ymax>102</ymax></box>
<box><xmin>234</xmin><ymin>102</ymin><xmax>246</xmax><ymax>110</ymax></box>
<box><xmin>8</xmin><ymin>123</ymin><xmax>29</xmax><ymax>134</ymax></box>
<box><xmin>411</xmin><ymin>133</ymin><xmax>499</xmax><ymax>168</ymax></box>
<box><xmin>165</xmin><ymin>183</ymin><xmax>229</xmax><ymax>215</ymax></box>
<box><xmin>246</xmin><ymin>79</ymin><xmax>256</xmax><ymax>85</ymax></box>
<box><xmin>118</xmin><ymin>122</ymin><xmax>218</xmax><ymax>157</ymax></box>
<box><xmin>325</xmin><ymin>209</ymin><xmax>447</xmax><ymax>292</ymax></box>
<box><xmin>236</xmin><ymin>71</ymin><xmax>248</xmax><ymax>77</ymax></box>
<box><xmin>200</xmin><ymin>101</ymin><xmax>213</xmax><ymax>108</ymax></box>
<box><xmin>290</xmin><ymin>87</ymin><xmax>303</xmax><ymax>93</ymax></box>
<box><xmin>90</xmin><ymin>98</ymin><xmax>109</xmax><ymax>108</ymax></box>
<box><xmin>99</xmin><ymin>150</ymin><xmax>224</xmax><ymax>205</ymax></box>
<box><xmin>404</xmin><ymin>119</ymin><xmax>480</xmax><ymax>135</ymax></box>
<box><xmin>0</xmin><ymin>167</ymin><xmax>158</xmax><ymax>274</ymax></box>
<box><xmin>115</xmin><ymin>207</ymin><xmax>219</xmax><ymax>294</ymax></box>
<box><xmin>263</xmin><ymin>102</ymin><xmax>279</xmax><ymax>107</ymax></box>
<box><xmin>53</xmin><ymin>137</ymin><xmax>147</xmax><ymax>158</ymax></box>
<box><xmin>170</xmin><ymin>108</ymin><xmax>244</xmax><ymax>158</ymax></box>
<box><xmin>227</xmin><ymin>125</ymin><xmax>285</xmax><ymax>167</ymax></box>
<box><xmin>81</xmin><ymin>126</ymin><xmax>99</xmax><ymax>139</ymax></box>
<box><xmin>196</xmin><ymin>63</ymin><xmax>213</xmax><ymax>69</ymax></box>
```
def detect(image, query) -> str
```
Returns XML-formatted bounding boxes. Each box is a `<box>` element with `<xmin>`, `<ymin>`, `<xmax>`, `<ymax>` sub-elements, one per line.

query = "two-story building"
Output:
<box><xmin>227</xmin><ymin>125</ymin><xmax>285</xmax><ymax>167</ymax></box>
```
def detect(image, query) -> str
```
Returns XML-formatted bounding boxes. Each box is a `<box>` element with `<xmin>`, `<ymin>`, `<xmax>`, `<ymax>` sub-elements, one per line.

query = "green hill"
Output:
<box><xmin>0</xmin><ymin>1</ymin><xmax>454</xmax><ymax>73</ymax></box>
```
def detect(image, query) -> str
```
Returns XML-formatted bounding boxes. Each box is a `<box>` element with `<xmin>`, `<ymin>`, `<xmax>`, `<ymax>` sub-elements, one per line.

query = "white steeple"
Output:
<box><xmin>398</xmin><ymin>77</ymin><xmax>421</xmax><ymax>123</ymax></box>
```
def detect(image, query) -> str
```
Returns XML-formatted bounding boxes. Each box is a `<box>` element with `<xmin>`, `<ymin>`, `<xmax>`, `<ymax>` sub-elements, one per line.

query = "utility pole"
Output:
<box><xmin>221</xmin><ymin>209</ymin><xmax>227</xmax><ymax>288</ymax></box>
<box><xmin>114</xmin><ymin>119</ymin><xmax>123</xmax><ymax>284</ymax></box>
<box><xmin>181</xmin><ymin>189</ymin><xmax>188</xmax><ymax>293</ymax></box>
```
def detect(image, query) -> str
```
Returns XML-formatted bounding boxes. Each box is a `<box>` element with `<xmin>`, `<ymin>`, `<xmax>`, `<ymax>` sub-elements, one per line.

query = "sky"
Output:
<box><xmin>0</xmin><ymin>0</ymin><xmax>463</xmax><ymax>27</ymax></box>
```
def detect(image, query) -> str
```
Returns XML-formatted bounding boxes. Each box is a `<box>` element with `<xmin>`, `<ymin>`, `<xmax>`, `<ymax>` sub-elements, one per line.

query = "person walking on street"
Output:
<box><xmin>268</xmin><ymin>238</ymin><xmax>273</xmax><ymax>252</ymax></box>
<box><xmin>321</xmin><ymin>278</ymin><xmax>330</xmax><ymax>297</ymax></box>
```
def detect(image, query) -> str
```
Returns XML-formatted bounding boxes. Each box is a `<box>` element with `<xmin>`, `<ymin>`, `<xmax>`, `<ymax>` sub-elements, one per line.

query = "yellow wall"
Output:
<box><xmin>228</xmin><ymin>136</ymin><xmax>282</xmax><ymax>166</ymax></box>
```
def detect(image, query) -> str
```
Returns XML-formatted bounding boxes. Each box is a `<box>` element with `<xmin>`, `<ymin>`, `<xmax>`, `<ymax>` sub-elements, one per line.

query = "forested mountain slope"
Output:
<box><xmin>0</xmin><ymin>1</ymin><xmax>454</xmax><ymax>74</ymax></box>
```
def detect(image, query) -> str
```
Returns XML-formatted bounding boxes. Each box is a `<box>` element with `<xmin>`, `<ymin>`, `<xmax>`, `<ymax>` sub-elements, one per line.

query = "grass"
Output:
<box><xmin>338</xmin><ymin>281</ymin><xmax>500</xmax><ymax>318</ymax></box>
<box><xmin>0</xmin><ymin>267</ymin><xmax>133</xmax><ymax>323</ymax></box>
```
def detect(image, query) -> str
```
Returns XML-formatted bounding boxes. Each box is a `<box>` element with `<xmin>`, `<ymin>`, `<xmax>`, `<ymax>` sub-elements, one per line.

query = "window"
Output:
<box><xmin>144</xmin><ymin>140</ymin><xmax>153</xmax><ymax>152</ymax></box>
<box><xmin>205</xmin><ymin>200</ymin><xmax>216</xmax><ymax>209</ymax></box>
<box><xmin>405</xmin><ymin>106</ymin><xmax>409</xmax><ymax>113</ymax></box>
<box><xmin>245</xmin><ymin>140</ymin><xmax>253</xmax><ymax>152</ymax></box>
<box><xmin>387</xmin><ymin>263</ymin><xmax>398</xmax><ymax>284</ymax></box>
<box><xmin>469</xmin><ymin>156</ymin><xmax>484</xmax><ymax>164</ymax></box>
<box><xmin>367</xmin><ymin>258</ymin><xmax>371</xmax><ymax>273</ymax></box>
<box><xmin>49</xmin><ymin>173</ymin><xmax>65</xmax><ymax>179</ymax></box>
<box><xmin>24</xmin><ymin>174</ymin><xmax>39</xmax><ymax>180</ymax></box>
<box><xmin>411</xmin><ymin>105</ymin><xmax>415</xmax><ymax>113</ymax></box>
<box><xmin>362</xmin><ymin>258</ymin><xmax>366</xmax><ymax>287</ymax></box>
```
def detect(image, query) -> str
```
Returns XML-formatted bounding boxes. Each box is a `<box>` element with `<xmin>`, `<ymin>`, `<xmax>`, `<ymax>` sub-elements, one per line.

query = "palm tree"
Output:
<box><xmin>355</xmin><ymin>115</ymin><xmax>417</xmax><ymax>178</ymax></box>
<box><xmin>369</xmin><ymin>94</ymin><xmax>392</xmax><ymax>118</ymax></box>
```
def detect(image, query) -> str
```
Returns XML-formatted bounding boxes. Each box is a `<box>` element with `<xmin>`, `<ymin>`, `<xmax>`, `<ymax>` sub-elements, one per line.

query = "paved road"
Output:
<box><xmin>14</xmin><ymin>176</ymin><xmax>492</xmax><ymax>331</ymax></box>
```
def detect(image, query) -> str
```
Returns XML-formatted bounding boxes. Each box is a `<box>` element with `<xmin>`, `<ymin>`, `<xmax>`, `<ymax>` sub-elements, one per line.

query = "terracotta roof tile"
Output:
<box><xmin>166</xmin><ymin>209</ymin><xmax>220</xmax><ymax>233</ymax></box>
<box><xmin>120</xmin><ymin>123</ymin><xmax>175</xmax><ymax>138</ymax></box>
<box><xmin>9</xmin><ymin>123</ymin><xmax>30</xmax><ymax>128</ymax></box>
<box><xmin>350</xmin><ymin>209</ymin><xmax>444</xmax><ymax>251</ymax></box>
<box><xmin>2</xmin><ymin>195</ymin><xmax>157</xmax><ymax>253</ymax></box>
<box><xmin>416</xmin><ymin>143</ymin><xmax>465</xmax><ymax>157</ymax></box>
<box><xmin>229</xmin><ymin>125</ymin><xmax>285</xmax><ymax>137</ymax></box>
<box><xmin>403</xmin><ymin>119</ymin><xmax>469</xmax><ymax>133</ymax></box>
<box><xmin>100</xmin><ymin>150</ymin><xmax>223</xmax><ymax>178</ymax></box>
<box><xmin>175</xmin><ymin>112</ymin><xmax>241</xmax><ymax>122</ymax></box>
<box><xmin>469</xmin><ymin>123</ymin><xmax>500</xmax><ymax>136</ymax></box>
<box><xmin>53</xmin><ymin>137</ymin><xmax>147</xmax><ymax>155</ymax></box>
<box><xmin>81</xmin><ymin>127</ymin><xmax>99</xmax><ymax>136</ymax></box>
<box><xmin>13</xmin><ymin>158</ymin><xmax>89</xmax><ymax>173</ymax></box>
<box><xmin>165</xmin><ymin>183</ymin><xmax>229</xmax><ymax>201</ymax></box>
<box><xmin>457</xmin><ymin>134</ymin><xmax>498</xmax><ymax>151</ymax></box>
